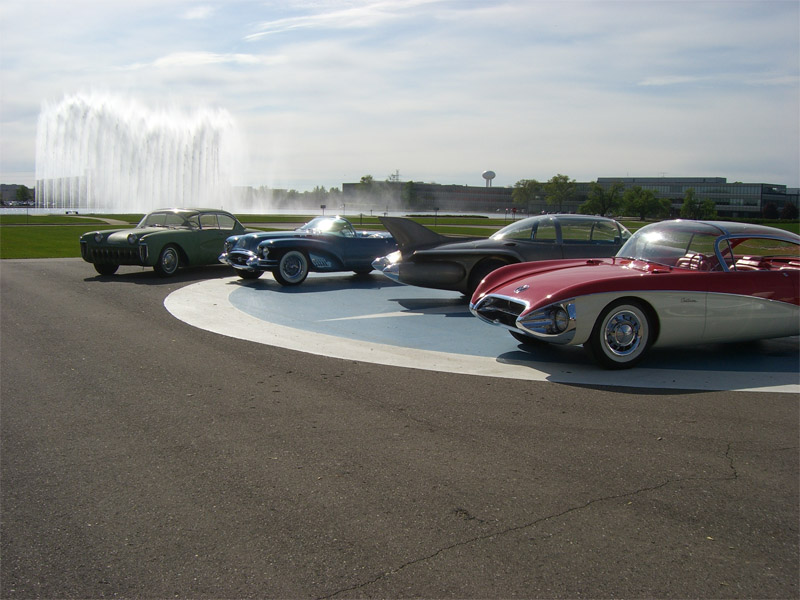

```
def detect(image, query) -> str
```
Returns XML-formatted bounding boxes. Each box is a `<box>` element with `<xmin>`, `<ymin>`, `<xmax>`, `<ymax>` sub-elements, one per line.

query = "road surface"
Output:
<box><xmin>2</xmin><ymin>259</ymin><xmax>797</xmax><ymax>599</ymax></box>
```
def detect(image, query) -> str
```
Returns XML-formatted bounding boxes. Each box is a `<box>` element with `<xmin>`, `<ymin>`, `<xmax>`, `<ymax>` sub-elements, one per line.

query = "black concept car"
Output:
<box><xmin>372</xmin><ymin>214</ymin><xmax>632</xmax><ymax>295</ymax></box>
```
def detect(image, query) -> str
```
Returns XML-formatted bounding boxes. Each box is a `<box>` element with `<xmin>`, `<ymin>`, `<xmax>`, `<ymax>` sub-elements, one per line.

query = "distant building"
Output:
<box><xmin>341</xmin><ymin>176</ymin><xmax>798</xmax><ymax>218</ymax></box>
<box><xmin>0</xmin><ymin>184</ymin><xmax>35</xmax><ymax>207</ymax></box>
<box><xmin>596</xmin><ymin>177</ymin><xmax>798</xmax><ymax>219</ymax></box>
<box><xmin>341</xmin><ymin>181</ymin><xmax>514</xmax><ymax>213</ymax></box>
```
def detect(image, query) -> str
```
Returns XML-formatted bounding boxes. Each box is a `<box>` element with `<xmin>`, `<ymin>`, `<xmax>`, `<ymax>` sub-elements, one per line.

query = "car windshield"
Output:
<box><xmin>138</xmin><ymin>211</ymin><xmax>194</xmax><ymax>229</ymax></box>
<box><xmin>617</xmin><ymin>221</ymin><xmax>723</xmax><ymax>268</ymax></box>
<box><xmin>297</xmin><ymin>216</ymin><xmax>355</xmax><ymax>237</ymax></box>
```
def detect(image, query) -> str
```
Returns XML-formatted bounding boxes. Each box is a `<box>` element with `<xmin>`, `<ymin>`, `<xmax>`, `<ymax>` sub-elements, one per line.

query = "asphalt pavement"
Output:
<box><xmin>2</xmin><ymin>259</ymin><xmax>798</xmax><ymax>599</ymax></box>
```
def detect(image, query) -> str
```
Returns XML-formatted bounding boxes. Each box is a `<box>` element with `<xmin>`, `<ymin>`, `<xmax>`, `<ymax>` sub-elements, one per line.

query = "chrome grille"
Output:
<box><xmin>228</xmin><ymin>251</ymin><xmax>253</xmax><ymax>266</ymax></box>
<box><xmin>473</xmin><ymin>296</ymin><xmax>525</xmax><ymax>327</ymax></box>
<box><xmin>85</xmin><ymin>246</ymin><xmax>142</xmax><ymax>265</ymax></box>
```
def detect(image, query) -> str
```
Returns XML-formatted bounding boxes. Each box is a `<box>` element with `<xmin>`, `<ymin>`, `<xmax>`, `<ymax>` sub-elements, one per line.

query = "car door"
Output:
<box><xmin>195</xmin><ymin>213</ymin><xmax>237</xmax><ymax>264</ymax></box>
<box><xmin>513</xmin><ymin>217</ymin><xmax>564</xmax><ymax>261</ymax></box>
<box><xmin>558</xmin><ymin>217</ymin><xmax>621</xmax><ymax>260</ymax></box>
<box><xmin>703</xmin><ymin>236</ymin><xmax>800</xmax><ymax>342</ymax></box>
<box><xmin>703</xmin><ymin>269</ymin><xmax>800</xmax><ymax>342</ymax></box>
<box><xmin>341</xmin><ymin>223</ymin><xmax>392</xmax><ymax>268</ymax></box>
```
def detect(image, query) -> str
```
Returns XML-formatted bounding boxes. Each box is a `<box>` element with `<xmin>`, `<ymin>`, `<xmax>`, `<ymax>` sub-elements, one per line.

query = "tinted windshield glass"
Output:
<box><xmin>558</xmin><ymin>218</ymin><xmax>626</xmax><ymax>243</ymax></box>
<box><xmin>138</xmin><ymin>212</ymin><xmax>192</xmax><ymax>228</ymax></box>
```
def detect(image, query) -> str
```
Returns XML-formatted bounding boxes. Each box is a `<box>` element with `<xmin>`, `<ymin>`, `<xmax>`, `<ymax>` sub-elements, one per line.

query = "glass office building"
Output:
<box><xmin>596</xmin><ymin>177</ymin><xmax>796</xmax><ymax>218</ymax></box>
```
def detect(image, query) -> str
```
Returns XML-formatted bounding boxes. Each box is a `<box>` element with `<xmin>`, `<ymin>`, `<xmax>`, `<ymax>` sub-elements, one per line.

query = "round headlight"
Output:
<box><xmin>127</xmin><ymin>233</ymin><xmax>138</xmax><ymax>244</ymax></box>
<box><xmin>94</xmin><ymin>232</ymin><xmax>103</xmax><ymax>243</ymax></box>
<box><xmin>553</xmin><ymin>307</ymin><xmax>569</xmax><ymax>333</ymax></box>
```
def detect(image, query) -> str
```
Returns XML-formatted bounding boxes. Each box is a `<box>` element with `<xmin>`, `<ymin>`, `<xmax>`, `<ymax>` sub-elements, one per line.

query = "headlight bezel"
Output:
<box><xmin>519</xmin><ymin>301</ymin><xmax>576</xmax><ymax>336</ymax></box>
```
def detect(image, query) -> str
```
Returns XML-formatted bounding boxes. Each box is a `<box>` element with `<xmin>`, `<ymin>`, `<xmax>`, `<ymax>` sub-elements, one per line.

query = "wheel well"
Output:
<box><xmin>280</xmin><ymin>248</ymin><xmax>308</xmax><ymax>259</ymax></box>
<box><xmin>473</xmin><ymin>256</ymin><xmax>515</xmax><ymax>274</ymax></box>
<box><xmin>152</xmin><ymin>243</ymin><xmax>188</xmax><ymax>267</ymax></box>
<box><xmin>167</xmin><ymin>244</ymin><xmax>188</xmax><ymax>266</ymax></box>
<box><xmin>466</xmin><ymin>256</ymin><xmax>516</xmax><ymax>295</ymax></box>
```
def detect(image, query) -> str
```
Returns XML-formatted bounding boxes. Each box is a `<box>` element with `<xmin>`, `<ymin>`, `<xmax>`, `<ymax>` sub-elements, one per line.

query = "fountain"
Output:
<box><xmin>35</xmin><ymin>92</ymin><xmax>244</xmax><ymax>213</ymax></box>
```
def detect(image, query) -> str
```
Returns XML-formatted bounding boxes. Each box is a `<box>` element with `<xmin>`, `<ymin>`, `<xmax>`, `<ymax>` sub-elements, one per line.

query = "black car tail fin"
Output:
<box><xmin>378</xmin><ymin>217</ymin><xmax>449</xmax><ymax>253</ymax></box>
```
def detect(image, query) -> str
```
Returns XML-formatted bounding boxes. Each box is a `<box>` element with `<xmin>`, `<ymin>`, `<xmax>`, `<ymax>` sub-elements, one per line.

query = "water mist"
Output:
<box><xmin>35</xmin><ymin>92</ymin><xmax>242</xmax><ymax>213</ymax></box>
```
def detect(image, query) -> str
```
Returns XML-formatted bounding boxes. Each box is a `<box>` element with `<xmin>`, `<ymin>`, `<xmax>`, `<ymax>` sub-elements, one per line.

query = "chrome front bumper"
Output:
<box><xmin>219</xmin><ymin>250</ymin><xmax>261</xmax><ymax>272</ymax></box>
<box><xmin>471</xmin><ymin>294</ymin><xmax>577</xmax><ymax>345</ymax></box>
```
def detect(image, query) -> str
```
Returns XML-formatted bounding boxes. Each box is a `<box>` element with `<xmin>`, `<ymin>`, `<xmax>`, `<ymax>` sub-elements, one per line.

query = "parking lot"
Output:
<box><xmin>2</xmin><ymin>259</ymin><xmax>798</xmax><ymax>598</ymax></box>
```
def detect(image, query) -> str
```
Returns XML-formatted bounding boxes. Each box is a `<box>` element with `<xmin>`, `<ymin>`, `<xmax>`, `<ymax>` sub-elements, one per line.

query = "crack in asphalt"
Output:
<box><xmin>724</xmin><ymin>443</ymin><xmax>739</xmax><ymax>480</ymax></box>
<box><xmin>319</xmin><ymin>454</ymin><xmax>741</xmax><ymax>599</ymax></box>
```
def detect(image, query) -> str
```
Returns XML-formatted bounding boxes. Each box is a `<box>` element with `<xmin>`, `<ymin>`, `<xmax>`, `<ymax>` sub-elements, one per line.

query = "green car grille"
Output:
<box><xmin>81</xmin><ymin>242</ymin><xmax>147</xmax><ymax>265</ymax></box>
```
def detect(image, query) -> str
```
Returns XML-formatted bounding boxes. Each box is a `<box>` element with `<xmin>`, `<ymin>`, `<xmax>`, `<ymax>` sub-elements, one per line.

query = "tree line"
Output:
<box><xmin>512</xmin><ymin>175</ymin><xmax>675</xmax><ymax>220</ymax></box>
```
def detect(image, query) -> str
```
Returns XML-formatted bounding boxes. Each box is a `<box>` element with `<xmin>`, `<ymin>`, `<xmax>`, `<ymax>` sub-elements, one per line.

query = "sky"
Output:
<box><xmin>1</xmin><ymin>0</ymin><xmax>798</xmax><ymax>192</ymax></box>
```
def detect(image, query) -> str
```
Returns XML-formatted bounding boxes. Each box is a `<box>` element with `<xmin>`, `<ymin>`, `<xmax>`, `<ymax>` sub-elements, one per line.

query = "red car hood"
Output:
<box><xmin>473</xmin><ymin>258</ymin><xmax>693</xmax><ymax>310</ymax></box>
<box><xmin>472</xmin><ymin>256</ymin><xmax>800</xmax><ymax>310</ymax></box>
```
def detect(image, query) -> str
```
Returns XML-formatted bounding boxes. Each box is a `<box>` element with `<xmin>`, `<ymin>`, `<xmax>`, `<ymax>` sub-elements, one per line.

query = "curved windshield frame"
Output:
<box><xmin>617</xmin><ymin>220</ymin><xmax>800</xmax><ymax>271</ymax></box>
<box><xmin>491</xmin><ymin>216</ymin><xmax>554</xmax><ymax>241</ymax></box>
<box><xmin>617</xmin><ymin>221</ymin><xmax>723</xmax><ymax>266</ymax></box>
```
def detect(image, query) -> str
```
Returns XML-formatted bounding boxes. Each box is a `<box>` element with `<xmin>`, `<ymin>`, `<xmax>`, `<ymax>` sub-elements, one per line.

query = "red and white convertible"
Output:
<box><xmin>470</xmin><ymin>220</ymin><xmax>800</xmax><ymax>368</ymax></box>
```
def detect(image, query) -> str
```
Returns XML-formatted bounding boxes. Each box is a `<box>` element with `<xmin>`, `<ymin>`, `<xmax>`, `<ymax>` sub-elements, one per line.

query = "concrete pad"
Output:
<box><xmin>165</xmin><ymin>272</ymin><xmax>800</xmax><ymax>393</ymax></box>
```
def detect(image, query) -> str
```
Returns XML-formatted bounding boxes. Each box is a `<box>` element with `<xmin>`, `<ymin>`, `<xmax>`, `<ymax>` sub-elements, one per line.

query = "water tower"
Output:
<box><xmin>482</xmin><ymin>170</ymin><xmax>496</xmax><ymax>187</ymax></box>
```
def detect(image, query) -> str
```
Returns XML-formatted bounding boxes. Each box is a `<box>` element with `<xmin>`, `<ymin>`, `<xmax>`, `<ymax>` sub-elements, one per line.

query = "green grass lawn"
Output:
<box><xmin>0</xmin><ymin>225</ymin><xmax>134</xmax><ymax>259</ymax></box>
<box><xmin>0</xmin><ymin>213</ymin><xmax>795</xmax><ymax>259</ymax></box>
<box><xmin>0</xmin><ymin>214</ymin><xmax>509</xmax><ymax>259</ymax></box>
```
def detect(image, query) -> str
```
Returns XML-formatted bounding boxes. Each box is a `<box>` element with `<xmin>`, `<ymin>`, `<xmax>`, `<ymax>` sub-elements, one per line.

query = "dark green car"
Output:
<box><xmin>80</xmin><ymin>208</ymin><xmax>250</xmax><ymax>277</ymax></box>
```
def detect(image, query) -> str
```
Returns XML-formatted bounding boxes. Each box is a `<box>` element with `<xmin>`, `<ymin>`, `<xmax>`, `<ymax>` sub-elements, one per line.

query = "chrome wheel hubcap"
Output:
<box><xmin>281</xmin><ymin>253</ymin><xmax>306</xmax><ymax>282</ymax></box>
<box><xmin>604</xmin><ymin>310</ymin><xmax>641</xmax><ymax>356</ymax></box>
<box><xmin>162</xmin><ymin>249</ymin><xmax>177</xmax><ymax>272</ymax></box>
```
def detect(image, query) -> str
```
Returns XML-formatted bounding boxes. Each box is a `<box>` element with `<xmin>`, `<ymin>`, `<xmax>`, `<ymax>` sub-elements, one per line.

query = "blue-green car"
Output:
<box><xmin>219</xmin><ymin>216</ymin><xmax>396</xmax><ymax>285</ymax></box>
<box><xmin>80</xmin><ymin>208</ymin><xmax>251</xmax><ymax>277</ymax></box>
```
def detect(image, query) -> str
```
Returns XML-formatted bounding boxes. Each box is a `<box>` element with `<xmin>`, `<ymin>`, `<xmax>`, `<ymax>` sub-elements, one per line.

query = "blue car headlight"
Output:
<box><xmin>93</xmin><ymin>232</ymin><xmax>103</xmax><ymax>243</ymax></box>
<box><xmin>127</xmin><ymin>233</ymin><xmax>138</xmax><ymax>244</ymax></box>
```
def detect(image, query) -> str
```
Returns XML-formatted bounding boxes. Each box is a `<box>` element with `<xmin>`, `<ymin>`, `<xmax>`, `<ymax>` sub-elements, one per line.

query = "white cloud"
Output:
<box><xmin>148</xmin><ymin>51</ymin><xmax>283</xmax><ymax>69</ymax></box>
<box><xmin>1</xmin><ymin>0</ymin><xmax>798</xmax><ymax>191</ymax></box>
<box><xmin>245</xmin><ymin>0</ymin><xmax>443</xmax><ymax>40</ymax></box>
<box><xmin>182</xmin><ymin>5</ymin><xmax>215</xmax><ymax>20</ymax></box>
<box><xmin>638</xmin><ymin>76</ymin><xmax>707</xmax><ymax>87</ymax></box>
